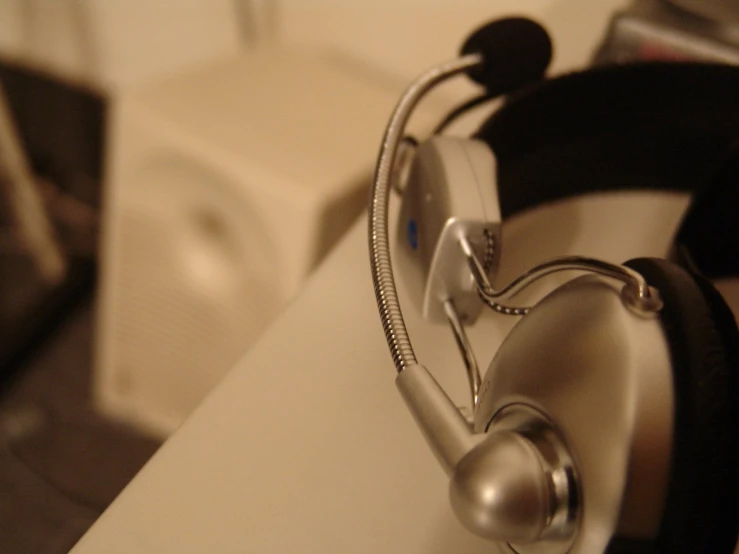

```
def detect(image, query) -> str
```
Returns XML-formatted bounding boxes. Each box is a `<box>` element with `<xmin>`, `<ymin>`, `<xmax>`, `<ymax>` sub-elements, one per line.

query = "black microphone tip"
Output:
<box><xmin>460</xmin><ymin>17</ymin><xmax>552</xmax><ymax>94</ymax></box>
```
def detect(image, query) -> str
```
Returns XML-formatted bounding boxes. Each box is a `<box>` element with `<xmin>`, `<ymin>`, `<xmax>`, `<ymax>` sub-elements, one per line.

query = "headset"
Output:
<box><xmin>367</xmin><ymin>17</ymin><xmax>739</xmax><ymax>554</ymax></box>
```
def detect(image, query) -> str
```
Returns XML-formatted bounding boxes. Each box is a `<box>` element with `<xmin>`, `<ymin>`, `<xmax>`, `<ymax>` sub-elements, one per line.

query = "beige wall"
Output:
<box><xmin>0</xmin><ymin>0</ymin><xmax>242</xmax><ymax>89</ymax></box>
<box><xmin>276</xmin><ymin>0</ymin><xmax>629</xmax><ymax>81</ymax></box>
<box><xmin>0</xmin><ymin>0</ymin><xmax>628</xmax><ymax>90</ymax></box>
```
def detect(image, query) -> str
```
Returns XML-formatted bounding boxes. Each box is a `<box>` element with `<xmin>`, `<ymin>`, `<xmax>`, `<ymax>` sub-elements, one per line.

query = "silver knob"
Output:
<box><xmin>450</xmin><ymin>430</ymin><xmax>551</xmax><ymax>543</ymax></box>
<box><xmin>395</xmin><ymin>366</ymin><xmax>578</xmax><ymax>551</ymax></box>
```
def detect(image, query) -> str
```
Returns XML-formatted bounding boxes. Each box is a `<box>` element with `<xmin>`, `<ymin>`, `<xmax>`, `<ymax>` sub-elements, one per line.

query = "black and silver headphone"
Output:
<box><xmin>368</xmin><ymin>17</ymin><xmax>739</xmax><ymax>554</ymax></box>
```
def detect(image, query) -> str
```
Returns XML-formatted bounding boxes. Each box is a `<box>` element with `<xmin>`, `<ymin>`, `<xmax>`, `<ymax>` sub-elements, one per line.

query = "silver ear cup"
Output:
<box><xmin>475</xmin><ymin>275</ymin><xmax>675</xmax><ymax>553</ymax></box>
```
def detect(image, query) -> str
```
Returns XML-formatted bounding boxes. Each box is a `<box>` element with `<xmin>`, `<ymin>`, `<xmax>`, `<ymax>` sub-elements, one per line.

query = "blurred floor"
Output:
<box><xmin>0</xmin><ymin>296</ymin><xmax>162</xmax><ymax>553</ymax></box>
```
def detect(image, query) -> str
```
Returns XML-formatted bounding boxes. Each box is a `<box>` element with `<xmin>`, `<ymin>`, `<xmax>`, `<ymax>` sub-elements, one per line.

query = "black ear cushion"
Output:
<box><xmin>617</xmin><ymin>258</ymin><xmax>739</xmax><ymax>553</ymax></box>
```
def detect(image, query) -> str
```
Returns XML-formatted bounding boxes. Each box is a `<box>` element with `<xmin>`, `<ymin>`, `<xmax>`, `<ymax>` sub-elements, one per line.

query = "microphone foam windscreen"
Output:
<box><xmin>460</xmin><ymin>17</ymin><xmax>552</xmax><ymax>95</ymax></box>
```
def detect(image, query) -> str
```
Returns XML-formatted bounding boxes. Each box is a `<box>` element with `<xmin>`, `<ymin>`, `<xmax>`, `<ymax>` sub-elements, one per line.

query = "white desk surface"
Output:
<box><xmin>71</xmin><ymin>190</ymin><xmax>693</xmax><ymax>554</ymax></box>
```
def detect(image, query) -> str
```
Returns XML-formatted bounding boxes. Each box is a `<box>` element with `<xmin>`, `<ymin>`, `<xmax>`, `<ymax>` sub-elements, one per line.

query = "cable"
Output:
<box><xmin>433</xmin><ymin>92</ymin><xmax>495</xmax><ymax>134</ymax></box>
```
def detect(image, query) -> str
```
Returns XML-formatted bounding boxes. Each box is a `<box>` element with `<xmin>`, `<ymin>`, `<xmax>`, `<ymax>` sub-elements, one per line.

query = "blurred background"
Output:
<box><xmin>0</xmin><ymin>0</ymin><xmax>736</xmax><ymax>551</ymax></box>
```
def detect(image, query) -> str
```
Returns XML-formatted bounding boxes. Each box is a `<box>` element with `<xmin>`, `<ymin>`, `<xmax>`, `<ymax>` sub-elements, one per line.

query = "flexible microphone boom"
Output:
<box><xmin>369</xmin><ymin>16</ymin><xmax>587</xmax><ymax>551</ymax></box>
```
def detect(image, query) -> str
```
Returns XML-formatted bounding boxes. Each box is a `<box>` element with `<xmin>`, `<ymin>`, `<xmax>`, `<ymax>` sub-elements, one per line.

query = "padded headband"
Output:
<box><xmin>475</xmin><ymin>62</ymin><xmax>739</xmax><ymax>278</ymax></box>
<box><xmin>674</xmin><ymin>144</ymin><xmax>739</xmax><ymax>279</ymax></box>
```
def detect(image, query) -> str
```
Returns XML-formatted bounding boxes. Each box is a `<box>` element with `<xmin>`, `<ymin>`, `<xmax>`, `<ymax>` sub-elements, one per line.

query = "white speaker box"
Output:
<box><xmin>95</xmin><ymin>48</ymin><xmax>438</xmax><ymax>436</ymax></box>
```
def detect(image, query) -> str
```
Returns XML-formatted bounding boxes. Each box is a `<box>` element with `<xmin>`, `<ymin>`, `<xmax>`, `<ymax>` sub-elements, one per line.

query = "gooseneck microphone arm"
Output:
<box><xmin>368</xmin><ymin>18</ymin><xmax>584</xmax><ymax>548</ymax></box>
<box><xmin>368</xmin><ymin>53</ymin><xmax>483</xmax><ymax>374</ymax></box>
<box><xmin>367</xmin><ymin>49</ymin><xmax>575</xmax><ymax>548</ymax></box>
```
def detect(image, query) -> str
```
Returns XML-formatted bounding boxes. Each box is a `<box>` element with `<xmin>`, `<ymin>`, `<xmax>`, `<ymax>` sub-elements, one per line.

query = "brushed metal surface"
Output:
<box><xmin>476</xmin><ymin>275</ymin><xmax>674</xmax><ymax>553</ymax></box>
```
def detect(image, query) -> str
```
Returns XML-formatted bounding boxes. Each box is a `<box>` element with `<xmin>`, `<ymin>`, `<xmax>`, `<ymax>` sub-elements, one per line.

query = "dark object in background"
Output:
<box><xmin>0</xmin><ymin>61</ymin><xmax>105</xmax><ymax>381</ymax></box>
<box><xmin>668</xmin><ymin>0</ymin><xmax>739</xmax><ymax>24</ymax></box>
<box><xmin>594</xmin><ymin>0</ymin><xmax>739</xmax><ymax>65</ymax></box>
<box><xmin>0</xmin><ymin>63</ymin><xmax>104</xmax><ymax>208</ymax></box>
<box><xmin>0</xmin><ymin>62</ymin><xmax>161</xmax><ymax>554</ymax></box>
<box><xmin>0</xmin><ymin>300</ymin><xmax>162</xmax><ymax>554</ymax></box>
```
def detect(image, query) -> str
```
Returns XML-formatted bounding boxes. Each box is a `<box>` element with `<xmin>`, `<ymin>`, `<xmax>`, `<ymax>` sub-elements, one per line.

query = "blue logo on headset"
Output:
<box><xmin>408</xmin><ymin>219</ymin><xmax>418</xmax><ymax>250</ymax></box>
